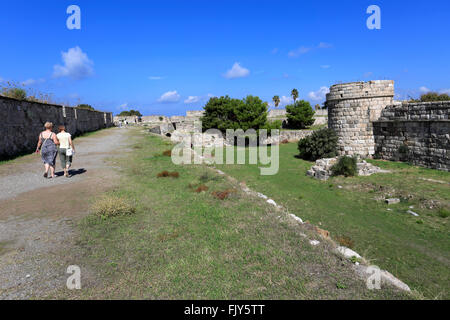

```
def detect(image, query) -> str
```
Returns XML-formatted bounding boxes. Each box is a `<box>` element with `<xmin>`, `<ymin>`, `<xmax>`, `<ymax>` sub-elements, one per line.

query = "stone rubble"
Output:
<box><xmin>307</xmin><ymin>157</ymin><xmax>385</xmax><ymax>181</ymax></box>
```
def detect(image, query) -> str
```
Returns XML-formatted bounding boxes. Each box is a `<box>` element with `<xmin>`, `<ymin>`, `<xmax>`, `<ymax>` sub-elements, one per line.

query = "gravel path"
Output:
<box><xmin>0</xmin><ymin>128</ymin><xmax>131</xmax><ymax>299</ymax></box>
<box><xmin>0</xmin><ymin>128</ymin><xmax>128</xmax><ymax>201</ymax></box>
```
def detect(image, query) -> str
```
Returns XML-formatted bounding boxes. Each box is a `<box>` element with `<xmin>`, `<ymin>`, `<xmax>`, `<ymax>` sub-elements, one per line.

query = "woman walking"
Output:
<box><xmin>56</xmin><ymin>125</ymin><xmax>75</xmax><ymax>178</ymax></box>
<box><xmin>36</xmin><ymin>122</ymin><xmax>59</xmax><ymax>179</ymax></box>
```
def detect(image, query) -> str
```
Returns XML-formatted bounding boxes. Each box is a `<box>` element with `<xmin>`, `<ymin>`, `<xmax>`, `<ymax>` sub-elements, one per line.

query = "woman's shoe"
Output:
<box><xmin>43</xmin><ymin>173</ymin><xmax>48</xmax><ymax>178</ymax></box>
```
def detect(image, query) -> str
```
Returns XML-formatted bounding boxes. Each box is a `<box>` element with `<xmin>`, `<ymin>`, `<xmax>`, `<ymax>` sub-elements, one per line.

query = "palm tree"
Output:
<box><xmin>291</xmin><ymin>89</ymin><xmax>299</xmax><ymax>103</ymax></box>
<box><xmin>272</xmin><ymin>95</ymin><xmax>280</xmax><ymax>108</ymax></box>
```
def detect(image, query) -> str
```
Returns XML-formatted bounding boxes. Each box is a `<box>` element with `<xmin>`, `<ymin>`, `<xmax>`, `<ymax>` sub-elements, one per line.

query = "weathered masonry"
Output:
<box><xmin>326</xmin><ymin>80</ymin><xmax>449</xmax><ymax>171</ymax></box>
<box><xmin>0</xmin><ymin>96</ymin><xmax>114</xmax><ymax>159</ymax></box>
<box><xmin>326</xmin><ymin>80</ymin><xmax>395</xmax><ymax>157</ymax></box>
<box><xmin>373</xmin><ymin>101</ymin><xmax>449</xmax><ymax>171</ymax></box>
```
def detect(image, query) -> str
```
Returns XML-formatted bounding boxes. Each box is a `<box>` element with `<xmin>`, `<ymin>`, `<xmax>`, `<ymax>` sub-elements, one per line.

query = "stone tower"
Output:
<box><xmin>326</xmin><ymin>80</ymin><xmax>395</xmax><ymax>158</ymax></box>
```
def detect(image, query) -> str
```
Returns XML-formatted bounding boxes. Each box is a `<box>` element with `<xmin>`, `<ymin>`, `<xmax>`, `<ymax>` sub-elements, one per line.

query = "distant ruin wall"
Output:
<box><xmin>0</xmin><ymin>96</ymin><xmax>114</xmax><ymax>159</ymax></box>
<box><xmin>373</xmin><ymin>102</ymin><xmax>449</xmax><ymax>171</ymax></box>
<box><xmin>326</xmin><ymin>80</ymin><xmax>395</xmax><ymax>157</ymax></box>
<box><xmin>267</xmin><ymin>108</ymin><xmax>328</xmax><ymax>127</ymax></box>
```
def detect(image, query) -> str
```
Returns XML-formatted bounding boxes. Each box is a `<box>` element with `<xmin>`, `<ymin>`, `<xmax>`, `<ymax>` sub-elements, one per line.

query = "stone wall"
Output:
<box><xmin>113</xmin><ymin>115</ymin><xmax>140</xmax><ymax>124</ymax></box>
<box><xmin>186</xmin><ymin>110</ymin><xmax>205</xmax><ymax>118</ymax></box>
<box><xmin>373</xmin><ymin>101</ymin><xmax>449</xmax><ymax>171</ymax></box>
<box><xmin>0</xmin><ymin>96</ymin><xmax>114</xmax><ymax>159</ymax></box>
<box><xmin>326</xmin><ymin>80</ymin><xmax>394</xmax><ymax>157</ymax></box>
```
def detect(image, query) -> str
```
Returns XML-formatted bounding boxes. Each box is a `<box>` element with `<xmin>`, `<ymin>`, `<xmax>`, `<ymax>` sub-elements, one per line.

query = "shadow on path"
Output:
<box><xmin>55</xmin><ymin>168</ymin><xmax>87</xmax><ymax>177</ymax></box>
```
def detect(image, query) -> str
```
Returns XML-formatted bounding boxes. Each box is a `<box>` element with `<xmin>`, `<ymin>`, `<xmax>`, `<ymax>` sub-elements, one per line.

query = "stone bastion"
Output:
<box><xmin>326</xmin><ymin>80</ymin><xmax>395</xmax><ymax>157</ymax></box>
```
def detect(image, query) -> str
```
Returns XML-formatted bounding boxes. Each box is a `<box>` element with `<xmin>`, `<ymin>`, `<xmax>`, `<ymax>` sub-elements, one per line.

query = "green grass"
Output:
<box><xmin>215</xmin><ymin>143</ymin><xmax>450</xmax><ymax>299</ymax></box>
<box><xmin>53</xmin><ymin>131</ymin><xmax>409</xmax><ymax>300</ymax></box>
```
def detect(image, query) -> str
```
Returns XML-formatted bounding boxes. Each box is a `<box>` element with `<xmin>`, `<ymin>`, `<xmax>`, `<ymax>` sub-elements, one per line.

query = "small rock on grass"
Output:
<box><xmin>385</xmin><ymin>198</ymin><xmax>400</xmax><ymax>205</ymax></box>
<box><xmin>309</xmin><ymin>240</ymin><xmax>320</xmax><ymax>246</ymax></box>
<box><xmin>335</xmin><ymin>246</ymin><xmax>362</xmax><ymax>259</ymax></box>
<box><xmin>407</xmin><ymin>210</ymin><xmax>419</xmax><ymax>217</ymax></box>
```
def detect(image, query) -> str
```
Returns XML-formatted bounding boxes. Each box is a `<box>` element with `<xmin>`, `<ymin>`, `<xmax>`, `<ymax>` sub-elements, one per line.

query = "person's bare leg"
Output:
<box><xmin>50</xmin><ymin>165</ymin><xmax>55</xmax><ymax>178</ymax></box>
<box><xmin>44</xmin><ymin>164</ymin><xmax>49</xmax><ymax>177</ymax></box>
<box><xmin>66</xmin><ymin>164</ymin><xmax>70</xmax><ymax>177</ymax></box>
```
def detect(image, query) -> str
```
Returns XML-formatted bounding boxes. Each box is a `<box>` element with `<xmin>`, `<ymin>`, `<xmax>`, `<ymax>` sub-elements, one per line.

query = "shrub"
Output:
<box><xmin>162</xmin><ymin>150</ymin><xmax>172</xmax><ymax>157</ymax></box>
<box><xmin>438</xmin><ymin>208</ymin><xmax>449</xmax><ymax>218</ymax></box>
<box><xmin>76</xmin><ymin>104</ymin><xmax>95</xmax><ymax>111</ymax></box>
<box><xmin>169</xmin><ymin>172</ymin><xmax>180</xmax><ymax>178</ymax></box>
<box><xmin>157</xmin><ymin>171</ymin><xmax>170</xmax><ymax>178</ymax></box>
<box><xmin>286</xmin><ymin>100</ymin><xmax>315</xmax><ymax>129</ymax></box>
<box><xmin>157</xmin><ymin>171</ymin><xmax>179</xmax><ymax>178</ymax></box>
<box><xmin>4</xmin><ymin>88</ymin><xmax>27</xmax><ymax>100</ymax></box>
<box><xmin>336</xmin><ymin>235</ymin><xmax>354</xmax><ymax>249</ymax></box>
<box><xmin>195</xmin><ymin>185</ymin><xmax>209</xmax><ymax>193</ymax></box>
<box><xmin>91</xmin><ymin>195</ymin><xmax>136</xmax><ymax>219</ymax></box>
<box><xmin>331</xmin><ymin>156</ymin><xmax>358</xmax><ymax>177</ymax></box>
<box><xmin>297</xmin><ymin>128</ymin><xmax>338</xmax><ymax>161</ymax></box>
<box><xmin>212</xmin><ymin>189</ymin><xmax>236</xmax><ymax>200</ymax></box>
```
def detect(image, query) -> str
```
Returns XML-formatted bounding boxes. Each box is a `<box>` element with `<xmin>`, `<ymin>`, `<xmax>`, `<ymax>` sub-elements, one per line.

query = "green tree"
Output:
<box><xmin>118</xmin><ymin>110</ymin><xmax>142</xmax><ymax>117</ymax></box>
<box><xmin>272</xmin><ymin>95</ymin><xmax>280</xmax><ymax>108</ymax></box>
<box><xmin>76</xmin><ymin>104</ymin><xmax>95</xmax><ymax>111</ymax></box>
<box><xmin>291</xmin><ymin>89</ymin><xmax>299</xmax><ymax>103</ymax></box>
<box><xmin>420</xmin><ymin>92</ymin><xmax>450</xmax><ymax>102</ymax></box>
<box><xmin>286</xmin><ymin>100</ymin><xmax>315</xmax><ymax>129</ymax></box>
<box><xmin>201</xmin><ymin>95</ymin><xmax>268</xmax><ymax>133</ymax></box>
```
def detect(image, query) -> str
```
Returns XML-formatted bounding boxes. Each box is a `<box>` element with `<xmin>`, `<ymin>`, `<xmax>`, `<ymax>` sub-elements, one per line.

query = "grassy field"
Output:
<box><xmin>55</xmin><ymin>130</ymin><xmax>410</xmax><ymax>299</ymax></box>
<box><xmin>215</xmin><ymin>143</ymin><xmax>450</xmax><ymax>299</ymax></box>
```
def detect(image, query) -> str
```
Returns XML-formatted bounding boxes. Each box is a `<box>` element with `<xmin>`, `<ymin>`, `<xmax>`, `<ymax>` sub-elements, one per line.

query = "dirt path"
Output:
<box><xmin>0</xmin><ymin>128</ymin><xmax>132</xmax><ymax>299</ymax></box>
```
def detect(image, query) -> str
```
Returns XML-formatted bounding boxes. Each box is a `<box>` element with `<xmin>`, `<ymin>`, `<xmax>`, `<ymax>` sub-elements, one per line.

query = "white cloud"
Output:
<box><xmin>276</xmin><ymin>96</ymin><xmax>294</xmax><ymax>107</ymax></box>
<box><xmin>308</xmin><ymin>86</ymin><xmax>330</xmax><ymax>101</ymax></box>
<box><xmin>149</xmin><ymin>76</ymin><xmax>164</xmax><ymax>80</ymax></box>
<box><xmin>439</xmin><ymin>89</ymin><xmax>450</xmax><ymax>94</ymax></box>
<box><xmin>320</xmin><ymin>65</ymin><xmax>331</xmax><ymax>69</ymax></box>
<box><xmin>22</xmin><ymin>78</ymin><xmax>45</xmax><ymax>86</ymax></box>
<box><xmin>118</xmin><ymin>103</ymin><xmax>129</xmax><ymax>110</ymax></box>
<box><xmin>363</xmin><ymin>72</ymin><xmax>373</xmax><ymax>78</ymax></box>
<box><xmin>288</xmin><ymin>46</ymin><xmax>311</xmax><ymax>58</ymax></box>
<box><xmin>419</xmin><ymin>86</ymin><xmax>430</xmax><ymax>93</ymax></box>
<box><xmin>158</xmin><ymin>90</ymin><xmax>180</xmax><ymax>103</ymax></box>
<box><xmin>53</xmin><ymin>46</ymin><xmax>94</xmax><ymax>80</ymax></box>
<box><xmin>271</xmin><ymin>48</ymin><xmax>279</xmax><ymax>54</ymax></box>
<box><xmin>318</xmin><ymin>42</ymin><xmax>333</xmax><ymax>49</ymax></box>
<box><xmin>288</xmin><ymin>43</ymin><xmax>332</xmax><ymax>58</ymax></box>
<box><xmin>223</xmin><ymin>62</ymin><xmax>250</xmax><ymax>79</ymax></box>
<box><xmin>184</xmin><ymin>96</ymin><xmax>200</xmax><ymax>104</ymax></box>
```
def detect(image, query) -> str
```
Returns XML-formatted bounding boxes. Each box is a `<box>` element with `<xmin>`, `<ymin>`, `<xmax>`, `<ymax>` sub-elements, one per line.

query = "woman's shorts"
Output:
<box><xmin>59</xmin><ymin>148</ymin><xmax>73</xmax><ymax>168</ymax></box>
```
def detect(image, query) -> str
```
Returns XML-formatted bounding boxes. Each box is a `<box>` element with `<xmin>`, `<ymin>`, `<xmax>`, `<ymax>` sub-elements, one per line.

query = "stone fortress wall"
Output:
<box><xmin>326</xmin><ymin>80</ymin><xmax>449</xmax><ymax>171</ymax></box>
<box><xmin>326</xmin><ymin>80</ymin><xmax>395</xmax><ymax>157</ymax></box>
<box><xmin>0</xmin><ymin>96</ymin><xmax>114</xmax><ymax>160</ymax></box>
<box><xmin>373</xmin><ymin>101</ymin><xmax>449</xmax><ymax>171</ymax></box>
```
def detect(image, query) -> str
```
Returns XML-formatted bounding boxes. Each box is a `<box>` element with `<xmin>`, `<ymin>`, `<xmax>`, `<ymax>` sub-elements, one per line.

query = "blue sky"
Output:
<box><xmin>1</xmin><ymin>0</ymin><xmax>449</xmax><ymax>116</ymax></box>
